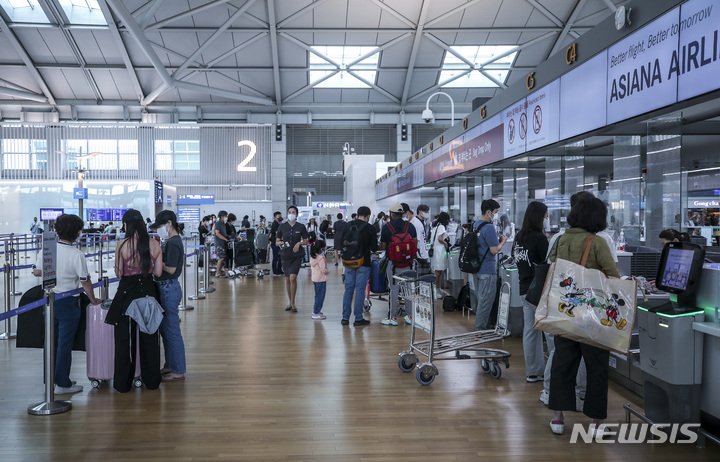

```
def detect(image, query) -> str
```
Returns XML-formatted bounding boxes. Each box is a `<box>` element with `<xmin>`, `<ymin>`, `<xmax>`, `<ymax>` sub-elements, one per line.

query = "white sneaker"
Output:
<box><xmin>55</xmin><ymin>384</ymin><xmax>83</xmax><ymax>395</ymax></box>
<box><xmin>311</xmin><ymin>312</ymin><xmax>326</xmax><ymax>320</ymax></box>
<box><xmin>381</xmin><ymin>318</ymin><xmax>398</xmax><ymax>326</ymax></box>
<box><xmin>539</xmin><ymin>390</ymin><xmax>549</xmax><ymax>406</ymax></box>
<box><xmin>404</xmin><ymin>315</ymin><xmax>412</xmax><ymax>325</ymax></box>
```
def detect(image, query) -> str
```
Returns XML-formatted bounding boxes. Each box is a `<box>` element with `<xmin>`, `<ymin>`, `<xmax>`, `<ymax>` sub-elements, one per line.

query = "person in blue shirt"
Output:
<box><xmin>473</xmin><ymin>199</ymin><xmax>507</xmax><ymax>331</ymax></box>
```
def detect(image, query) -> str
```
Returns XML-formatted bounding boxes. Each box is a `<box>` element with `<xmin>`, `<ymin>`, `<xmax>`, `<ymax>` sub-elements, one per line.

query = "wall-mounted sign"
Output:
<box><xmin>689</xmin><ymin>199</ymin><xmax>720</xmax><ymax>208</ymax></box>
<box><xmin>42</xmin><ymin>232</ymin><xmax>57</xmax><ymax>289</ymax></box>
<box><xmin>177</xmin><ymin>194</ymin><xmax>215</xmax><ymax>205</ymax></box>
<box><xmin>316</xmin><ymin>202</ymin><xmax>352</xmax><ymax>208</ymax></box>
<box><xmin>154</xmin><ymin>180</ymin><xmax>163</xmax><ymax>204</ymax></box>
<box><xmin>237</xmin><ymin>140</ymin><xmax>257</xmax><ymax>172</ymax></box>
<box><xmin>73</xmin><ymin>187</ymin><xmax>88</xmax><ymax>199</ymax></box>
<box><xmin>178</xmin><ymin>208</ymin><xmax>201</xmax><ymax>223</ymax></box>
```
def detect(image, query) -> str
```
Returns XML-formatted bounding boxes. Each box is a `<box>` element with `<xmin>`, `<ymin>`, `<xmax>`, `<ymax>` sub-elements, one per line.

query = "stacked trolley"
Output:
<box><xmin>396</xmin><ymin>273</ymin><xmax>512</xmax><ymax>385</ymax></box>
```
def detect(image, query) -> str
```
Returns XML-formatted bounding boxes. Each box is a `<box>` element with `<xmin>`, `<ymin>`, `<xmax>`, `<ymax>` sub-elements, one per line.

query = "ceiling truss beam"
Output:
<box><xmin>400</xmin><ymin>0</ymin><xmax>431</xmax><ymax>106</ymax></box>
<box><xmin>526</xmin><ymin>0</ymin><xmax>581</xmax><ymax>39</ymax></box>
<box><xmin>144</xmin><ymin>0</ymin><xmax>233</xmax><ymax>31</ymax></box>
<box><xmin>267</xmin><ymin>0</ymin><xmax>282</xmax><ymax>106</ymax></box>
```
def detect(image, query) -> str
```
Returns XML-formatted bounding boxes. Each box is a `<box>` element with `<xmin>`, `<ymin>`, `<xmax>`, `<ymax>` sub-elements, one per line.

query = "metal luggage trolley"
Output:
<box><xmin>396</xmin><ymin>275</ymin><xmax>512</xmax><ymax>385</ymax></box>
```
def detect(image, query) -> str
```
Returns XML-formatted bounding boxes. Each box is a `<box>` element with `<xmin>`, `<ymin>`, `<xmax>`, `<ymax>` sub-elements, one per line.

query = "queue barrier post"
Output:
<box><xmin>188</xmin><ymin>248</ymin><xmax>205</xmax><ymax>301</ymax></box>
<box><xmin>27</xmin><ymin>290</ymin><xmax>72</xmax><ymax>415</ymax></box>
<box><xmin>10</xmin><ymin>240</ymin><xmax>21</xmax><ymax>296</ymax></box>
<box><xmin>199</xmin><ymin>243</ymin><xmax>215</xmax><ymax>294</ymax></box>
<box><xmin>101</xmin><ymin>276</ymin><xmax>109</xmax><ymax>300</ymax></box>
<box><xmin>178</xmin><ymin>252</ymin><xmax>195</xmax><ymax>311</ymax></box>
<box><xmin>0</xmin><ymin>262</ymin><xmax>17</xmax><ymax>340</ymax></box>
<box><xmin>96</xmin><ymin>241</ymin><xmax>106</xmax><ymax>275</ymax></box>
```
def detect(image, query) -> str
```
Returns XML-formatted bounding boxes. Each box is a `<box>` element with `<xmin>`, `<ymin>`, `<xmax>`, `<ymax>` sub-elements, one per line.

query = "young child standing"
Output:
<box><xmin>310</xmin><ymin>240</ymin><xmax>330</xmax><ymax>320</ymax></box>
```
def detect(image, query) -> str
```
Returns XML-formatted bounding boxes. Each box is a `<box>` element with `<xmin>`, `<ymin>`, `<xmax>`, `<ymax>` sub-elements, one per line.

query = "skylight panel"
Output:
<box><xmin>439</xmin><ymin>45</ymin><xmax>517</xmax><ymax>88</ymax></box>
<box><xmin>309</xmin><ymin>46</ymin><xmax>378</xmax><ymax>89</ymax></box>
<box><xmin>58</xmin><ymin>0</ymin><xmax>106</xmax><ymax>25</ymax></box>
<box><xmin>0</xmin><ymin>0</ymin><xmax>50</xmax><ymax>23</ymax></box>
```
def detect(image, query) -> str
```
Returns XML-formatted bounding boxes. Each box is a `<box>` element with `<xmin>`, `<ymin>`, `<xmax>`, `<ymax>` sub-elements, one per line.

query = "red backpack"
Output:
<box><xmin>387</xmin><ymin>222</ymin><xmax>417</xmax><ymax>268</ymax></box>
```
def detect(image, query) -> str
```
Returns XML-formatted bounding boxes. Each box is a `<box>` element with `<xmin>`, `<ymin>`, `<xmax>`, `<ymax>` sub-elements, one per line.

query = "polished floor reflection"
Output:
<box><xmin>1</xmin><ymin>264</ymin><xmax>719</xmax><ymax>461</ymax></box>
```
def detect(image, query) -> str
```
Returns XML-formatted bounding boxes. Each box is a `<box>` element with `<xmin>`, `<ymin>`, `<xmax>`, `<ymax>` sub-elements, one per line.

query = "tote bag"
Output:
<box><xmin>533</xmin><ymin>236</ymin><xmax>637</xmax><ymax>354</ymax></box>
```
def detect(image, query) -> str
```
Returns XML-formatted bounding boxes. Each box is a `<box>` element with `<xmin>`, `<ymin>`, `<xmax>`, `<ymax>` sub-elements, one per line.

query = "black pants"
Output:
<box><xmin>271</xmin><ymin>244</ymin><xmax>283</xmax><ymax>274</ymax></box>
<box><xmin>548</xmin><ymin>335</ymin><xmax>610</xmax><ymax>419</ymax></box>
<box><xmin>113</xmin><ymin>315</ymin><xmax>161</xmax><ymax>393</ymax></box>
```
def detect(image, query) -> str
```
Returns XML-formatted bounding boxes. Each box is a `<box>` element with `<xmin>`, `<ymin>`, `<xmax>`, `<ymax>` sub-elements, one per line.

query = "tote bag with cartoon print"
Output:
<box><xmin>533</xmin><ymin>235</ymin><xmax>637</xmax><ymax>354</ymax></box>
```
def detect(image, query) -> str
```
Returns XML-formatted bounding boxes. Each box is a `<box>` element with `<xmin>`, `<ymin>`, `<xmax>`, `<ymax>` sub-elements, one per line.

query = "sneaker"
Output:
<box><xmin>549</xmin><ymin>420</ymin><xmax>565</xmax><ymax>435</ymax></box>
<box><xmin>527</xmin><ymin>375</ymin><xmax>543</xmax><ymax>383</ymax></box>
<box><xmin>381</xmin><ymin>317</ymin><xmax>399</xmax><ymax>326</ymax></box>
<box><xmin>591</xmin><ymin>423</ymin><xmax>607</xmax><ymax>438</ymax></box>
<box><xmin>55</xmin><ymin>384</ymin><xmax>83</xmax><ymax>395</ymax></box>
<box><xmin>353</xmin><ymin>318</ymin><xmax>370</xmax><ymax>326</ymax></box>
<box><xmin>576</xmin><ymin>396</ymin><xmax>585</xmax><ymax>412</ymax></box>
<box><xmin>539</xmin><ymin>390</ymin><xmax>549</xmax><ymax>406</ymax></box>
<box><xmin>312</xmin><ymin>312</ymin><xmax>326</xmax><ymax>320</ymax></box>
<box><xmin>341</xmin><ymin>319</ymin><xmax>349</xmax><ymax>325</ymax></box>
<box><xmin>404</xmin><ymin>315</ymin><xmax>412</xmax><ymax>325</ymax></box>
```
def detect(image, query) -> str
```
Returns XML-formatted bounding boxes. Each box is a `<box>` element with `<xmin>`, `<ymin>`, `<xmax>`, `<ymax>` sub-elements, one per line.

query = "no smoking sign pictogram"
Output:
<box><xmin>508</xmin><ymin>118</ymin><xmax>515</xmax><ymax>144</ymax></box>
<box><xmin>519</xmin><ymin>112</ymin><xmax>527</xmax><ymax>140</ymax></box>
<box><xmin>533</xmin><ymin>105</ymin><xmax>543</xmax><ymax>134</ymax></box>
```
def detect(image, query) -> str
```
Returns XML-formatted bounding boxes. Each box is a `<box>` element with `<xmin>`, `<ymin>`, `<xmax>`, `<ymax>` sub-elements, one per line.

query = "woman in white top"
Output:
<box><xmin>430</xmin><ymin>212</ymin><xmax>451</xmax><ymax>298</ymax></box>
<box><xmin>52</xmin><ymin>214</ymin><xmax>102</xmax><ymax>395</ymax></box>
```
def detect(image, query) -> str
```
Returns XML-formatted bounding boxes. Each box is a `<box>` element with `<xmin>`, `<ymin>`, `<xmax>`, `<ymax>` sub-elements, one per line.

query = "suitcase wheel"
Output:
<box><xmin>134</xmin><ymin>379</ymin><xmax>143</xmax><ymax>388</ymax></box>
<box><xmin>257</xmin><ymin>271</ymin><xmax>264</xmax><ymax>279</ymax></box>
<box><xmin>364</xmin><ymin>299</ymin><xmax>372</xmax><ymax>312</ymax></box>
<box><xmin>90</xmin><ymin>379</ymin><xmax>101</xmax><ymax>388</ymax></box>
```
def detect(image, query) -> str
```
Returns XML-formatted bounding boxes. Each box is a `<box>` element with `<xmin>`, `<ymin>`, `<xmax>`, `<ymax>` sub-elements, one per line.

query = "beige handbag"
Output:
<box><xmin>533</xmin><ymin>236</ymin><xmax>637</xmax><ymax>354</ymax></box>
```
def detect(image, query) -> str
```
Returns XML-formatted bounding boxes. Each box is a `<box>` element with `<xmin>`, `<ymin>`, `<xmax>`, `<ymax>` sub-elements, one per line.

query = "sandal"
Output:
<box><xmin>291</xmin><ymin>307</ymin><xmax>298</xmax><ymax>313</ymax></box>
<box><xmin>285</xmin><ymin>305</ymin><xmax>292</xmax><ymax>311</ymax></box>
<box><xmin>160</xmin><ymin>367</ymin><xmax>172</xmax><ymax>375</ymax></box>
<box><xmin>162</xmin><ymin>373</ymin><xmax>185</xmax><ymax>382</ymax></box>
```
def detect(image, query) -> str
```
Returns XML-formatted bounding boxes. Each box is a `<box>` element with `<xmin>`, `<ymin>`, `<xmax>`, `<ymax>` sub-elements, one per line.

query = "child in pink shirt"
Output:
<box><xmin>310</xmin><ymin>240</ymin><xmax>330</xmax><ymax>320</ymax></box>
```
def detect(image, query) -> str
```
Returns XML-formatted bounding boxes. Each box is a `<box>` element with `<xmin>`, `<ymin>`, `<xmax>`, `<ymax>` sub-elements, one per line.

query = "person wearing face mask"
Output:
<box><xmin>149</xmin><ymin>210</ymin><xmax>187</xmax><ymax>382</ymax></box>
<box><xmin>212</xmin><ymin>211</ymin><xmax>230</xmax><ymax>277</ymax></box>
<box><xmin>332</xmin><ymin>213</ymin><xmax>346</xmax><ymax>266</ymax></box>
<box><xmin>198</xmin><ymin>216</ymin><xmax>211</xmax><ymax>246</ymax></box>
<box><xmin>269</xmin><ymin>211</ymin><xmax>284</xmax><ymax>275</ymax></box>
<box><xmin>276</xmin><ymin>205</ymin><xmax>309</xmax><ymax>313</ymax></box>
<box><xmin>50</xmin><ymin>214</ymin><xmax>103</xmax><ymax>395</ymax></box>
<box><xmin>472</xmin><ymin>199</ymin><xmax>507</xmax><ymax>331</ymax></box>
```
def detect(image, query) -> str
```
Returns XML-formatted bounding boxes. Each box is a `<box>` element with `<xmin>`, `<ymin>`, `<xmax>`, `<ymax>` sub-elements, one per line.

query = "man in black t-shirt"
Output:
<box><xmin>213</xmin><ymin>211</ymin><xmax>230</xmax><ymax>277</ymax></box>
<box><xmin>269</xmin><ymin>211</ymin><xmax>283</xmax><ymax>275</ymax></box>
<box><xmin>340</xmin><ymin>206</ymin><xmax>378</xmax><ymax>326</ymax></box>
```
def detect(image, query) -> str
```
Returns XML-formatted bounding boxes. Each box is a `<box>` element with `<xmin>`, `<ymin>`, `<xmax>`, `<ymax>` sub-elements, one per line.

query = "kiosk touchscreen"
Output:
<box><xmin>653</xmin><ymin>242</ymin><xmax>705</xmax><ymax>313</ymax></box>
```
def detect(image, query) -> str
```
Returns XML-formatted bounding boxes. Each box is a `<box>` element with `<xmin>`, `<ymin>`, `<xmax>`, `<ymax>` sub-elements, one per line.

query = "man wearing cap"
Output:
<box><xmin>149</xmin><ymin>210</ymin><xmax>187</xmax><ymax>381</ymax></box>
<box><xmin>213</xmin><ymin>211</ymin><xmax>230</xmax><ymax>277</ymax></box>
<box><xmin>380</xmin><ymin>203</ymin><xmax>417</xmax><ymax>326</ymax></box>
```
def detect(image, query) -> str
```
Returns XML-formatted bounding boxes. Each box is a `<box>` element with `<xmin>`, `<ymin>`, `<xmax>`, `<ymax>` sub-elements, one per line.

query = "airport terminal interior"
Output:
<box><xmin>2</xmin><ymin>0</ymin><xmax>720</xmax><ymax>460</ymax></box>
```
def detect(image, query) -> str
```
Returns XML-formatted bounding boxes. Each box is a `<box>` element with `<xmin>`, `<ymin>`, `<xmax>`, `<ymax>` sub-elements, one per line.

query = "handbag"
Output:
<box><xmin>524</xmin><ymin>237</ymin><xmax>559</xmax><ymax>306</ymax></box>
<box><xmin>533</xmin><ymin>235</ymin><xmax>637</xmax><ymax>354</ymax></box>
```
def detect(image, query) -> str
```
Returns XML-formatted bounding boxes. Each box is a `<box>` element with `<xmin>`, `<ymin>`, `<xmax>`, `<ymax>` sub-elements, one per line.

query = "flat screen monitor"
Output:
<box><xmin>40</xmin><ymin>208</ymin><xmax>63</xmax><ymax>221</ymax></box>
<box><xmin>655</xmin><ymin>242</ymin><xmax>705</xmax><ymax>295</ymax></box>
<box><xmin>155</xmin><ymin>180</ymin><xmax>163</xmax><ymax>204</ymax></box>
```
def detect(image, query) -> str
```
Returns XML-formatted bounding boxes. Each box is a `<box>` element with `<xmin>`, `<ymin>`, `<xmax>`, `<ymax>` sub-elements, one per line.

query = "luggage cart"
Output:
<box><xmin>396</xmin><ymin>275</ymin><xmax>512</xmax><ymax>385</ymax></box>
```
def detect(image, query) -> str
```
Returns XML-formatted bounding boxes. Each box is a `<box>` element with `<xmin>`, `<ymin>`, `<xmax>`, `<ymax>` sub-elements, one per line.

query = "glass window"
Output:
<box><xmin>154</xmin><ymin>140</ymin><xmax>200</xmax><ymax>171</ymax></box>
<box><xmin>309</xmin><ymin>46</ymin><xmax>378</xmax><ymax>88</ymax></box>
<box><xmin>62</xmin><ymin>139</ymin><xmax>137</xmax><ymax>170</ymax></box>
<box><xmin>439</xmin><ymin>45</ymin><xmax>517</xmax><ymax>88</ymax></box>
<box><xmin>2</xmin><ymin>139</ymin><xmax>47</xmax><ymax>170</ymax></box>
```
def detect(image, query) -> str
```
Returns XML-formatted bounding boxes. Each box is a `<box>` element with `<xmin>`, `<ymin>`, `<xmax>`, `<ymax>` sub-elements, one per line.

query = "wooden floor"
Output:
<box><xmin>1</xmin><ymin>259</ymin><xmax>719</xmax><ymax>461</ymax></box>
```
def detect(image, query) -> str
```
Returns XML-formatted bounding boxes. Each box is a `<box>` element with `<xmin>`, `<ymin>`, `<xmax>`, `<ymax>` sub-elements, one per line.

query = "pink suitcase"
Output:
<box><xmin>86</xmin><ymin>303</ymin><xmax>142</xmax><ymax>388</ymax></box>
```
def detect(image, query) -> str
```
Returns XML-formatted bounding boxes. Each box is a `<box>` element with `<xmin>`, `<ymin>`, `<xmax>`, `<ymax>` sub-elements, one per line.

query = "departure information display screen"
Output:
<box><xmin>40</xmin><ymin>208</ymin><xmax>64</xmax><ymax>221</ymax></box>
<box><xmin>659</xmin><ymin>248</ymin><xmax>694</xmax><ymax>290</ymax></box>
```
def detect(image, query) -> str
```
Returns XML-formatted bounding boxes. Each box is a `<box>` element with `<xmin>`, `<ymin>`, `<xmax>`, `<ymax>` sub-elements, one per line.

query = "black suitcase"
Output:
<box><xmin>234</xmin><ymin>240</ymin><xmax>254</xmax><ymax>267</ymax></box>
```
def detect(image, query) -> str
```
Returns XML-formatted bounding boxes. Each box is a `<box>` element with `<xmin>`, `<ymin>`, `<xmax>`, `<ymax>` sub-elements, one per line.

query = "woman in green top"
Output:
<box><xmin>547</xmin><ymin>197</ymin><xmax>620</xmax><ymax>437</ymax></box>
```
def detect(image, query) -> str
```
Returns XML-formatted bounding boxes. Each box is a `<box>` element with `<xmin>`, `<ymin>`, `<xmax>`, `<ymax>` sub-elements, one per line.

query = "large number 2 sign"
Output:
<box><xmin>237</xmin><ymin>140</ymin><xmax>257</xmax><ymax>172</ymax></box>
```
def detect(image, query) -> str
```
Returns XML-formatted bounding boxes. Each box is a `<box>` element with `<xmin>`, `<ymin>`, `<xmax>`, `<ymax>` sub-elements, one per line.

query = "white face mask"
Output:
<box><xmin>287</xmin><ymin>213</ymin><xmax>297</xmax><ymax>222</ymax></box>
<box><xmin>402</xmin><ymin>216</ymin><xmax>409</xmax><ymax>222</ymax></box>
<box><xmin>543</xmin><ymin>217</ymin><xmax>550</xmax><ymax>231</ymax></box>
<box><xmin>157</xmin><ymin>224</ymin><xmax>169</xmax><ymax>240</ymax></box>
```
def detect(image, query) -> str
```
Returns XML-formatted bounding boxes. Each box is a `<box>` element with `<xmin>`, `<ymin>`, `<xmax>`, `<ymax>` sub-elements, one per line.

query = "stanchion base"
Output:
<box><xmin>188</xmin><ymin>295</ymin><xmax>206</xmax><ymax>300</ymax></box>
<box><xmin>178</xmin><ymin>305</ymin><xmax>195</xmax><ymax>311</ymax></box>
<box><xmin>27</xmin><ymin>400</ymin><xmax>72</xmax><ymax>415</ymax></box>
<box><xmin>0</xmin><ymin>332</ymin><xmax>17</xmax><ymax>340</ymax></box>
<box><xmin>199</xmin><ymin>287</ymin><xmax>216</xmax><ymax>293</ymax></box>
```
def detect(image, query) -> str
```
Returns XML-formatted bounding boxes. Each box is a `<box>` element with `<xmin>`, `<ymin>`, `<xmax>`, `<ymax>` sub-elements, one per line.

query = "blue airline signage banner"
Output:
<box><xmin>177</xmin><ymin>194</ymin><xmax>215</xmax><ymax>205</ymax></box>
<box><xmin>377</xmin><ymin>0</ymin><xmax>720</xmax><ymax>200</ymax></box>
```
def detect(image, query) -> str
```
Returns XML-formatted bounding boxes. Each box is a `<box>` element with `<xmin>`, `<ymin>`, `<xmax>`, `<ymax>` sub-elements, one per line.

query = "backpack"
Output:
<box><xmin>319</xmin><ymin>220</ymin><xmax>329</xmax><ymax>233</ymax></box>
<box><xmin>341</xmin><ymin>221</ymin><xmax>367</xmax><ymax>268</ymax></box>
<box><xmin>442</xmin><ymin>295</ymin><xmax>457</xmax><ymax>312</ymax></box>
<box><xmin>458</xmin><ymin>221</ymin><xmax>491</xmax><ymax>273</ymax></box>
<box><xmin>387</xmin><ymin>221</ymin><xmax>417</xmax><ymax>268</ymax></box>
<box><xmin>455</xmin><ymin>283</ymin><xmax>472</xmax><ymax>311</ymax></box>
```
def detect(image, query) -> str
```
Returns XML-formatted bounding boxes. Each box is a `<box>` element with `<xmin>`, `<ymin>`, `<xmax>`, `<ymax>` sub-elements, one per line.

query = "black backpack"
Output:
<box><xmin>341</xmin><ymin>221</ymin><xmax>367</xmax><ymax>268</ymax></box>
<box><xmin>319</xmin><ymin>220</ymin><xmax>329</xmax><ymax>233</ymax></box>
<box><xmin>458</xmin><ymin>221</ymin><xmax>491</xmax><ymax>273</ymax></box>
<box><xmin>455</xmin><ymin>283</ymin><xmax>472</xmax><ymax>311</ymax></box>
<box><xmin>442</xmin><ymin>295</ymin><xmax>457</xmax><ymax>312</ymax></box>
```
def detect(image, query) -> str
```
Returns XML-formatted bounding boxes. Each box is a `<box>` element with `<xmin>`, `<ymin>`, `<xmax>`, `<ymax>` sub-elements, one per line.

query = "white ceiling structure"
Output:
<box><xmin>0</xmin><ymin>0</ymin><xmax>626</xmax><ymax>123</ymax></box>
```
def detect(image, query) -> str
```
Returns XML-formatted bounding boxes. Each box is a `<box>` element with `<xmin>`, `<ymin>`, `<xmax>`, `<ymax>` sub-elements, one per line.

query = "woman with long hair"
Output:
<box><xmin>512</xmin><ymin>201</ymin><xmax>549</xmax><ymax>383</ymax></box>
<box><xmin>105</xmin><ymin>209</ymin><xmax>163</xmax><ymax>393</ymax></box>
<box><xmin>430</xmin><ymin>212</ymin><xmax>451</xmax><ymax>299</ymax></box>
